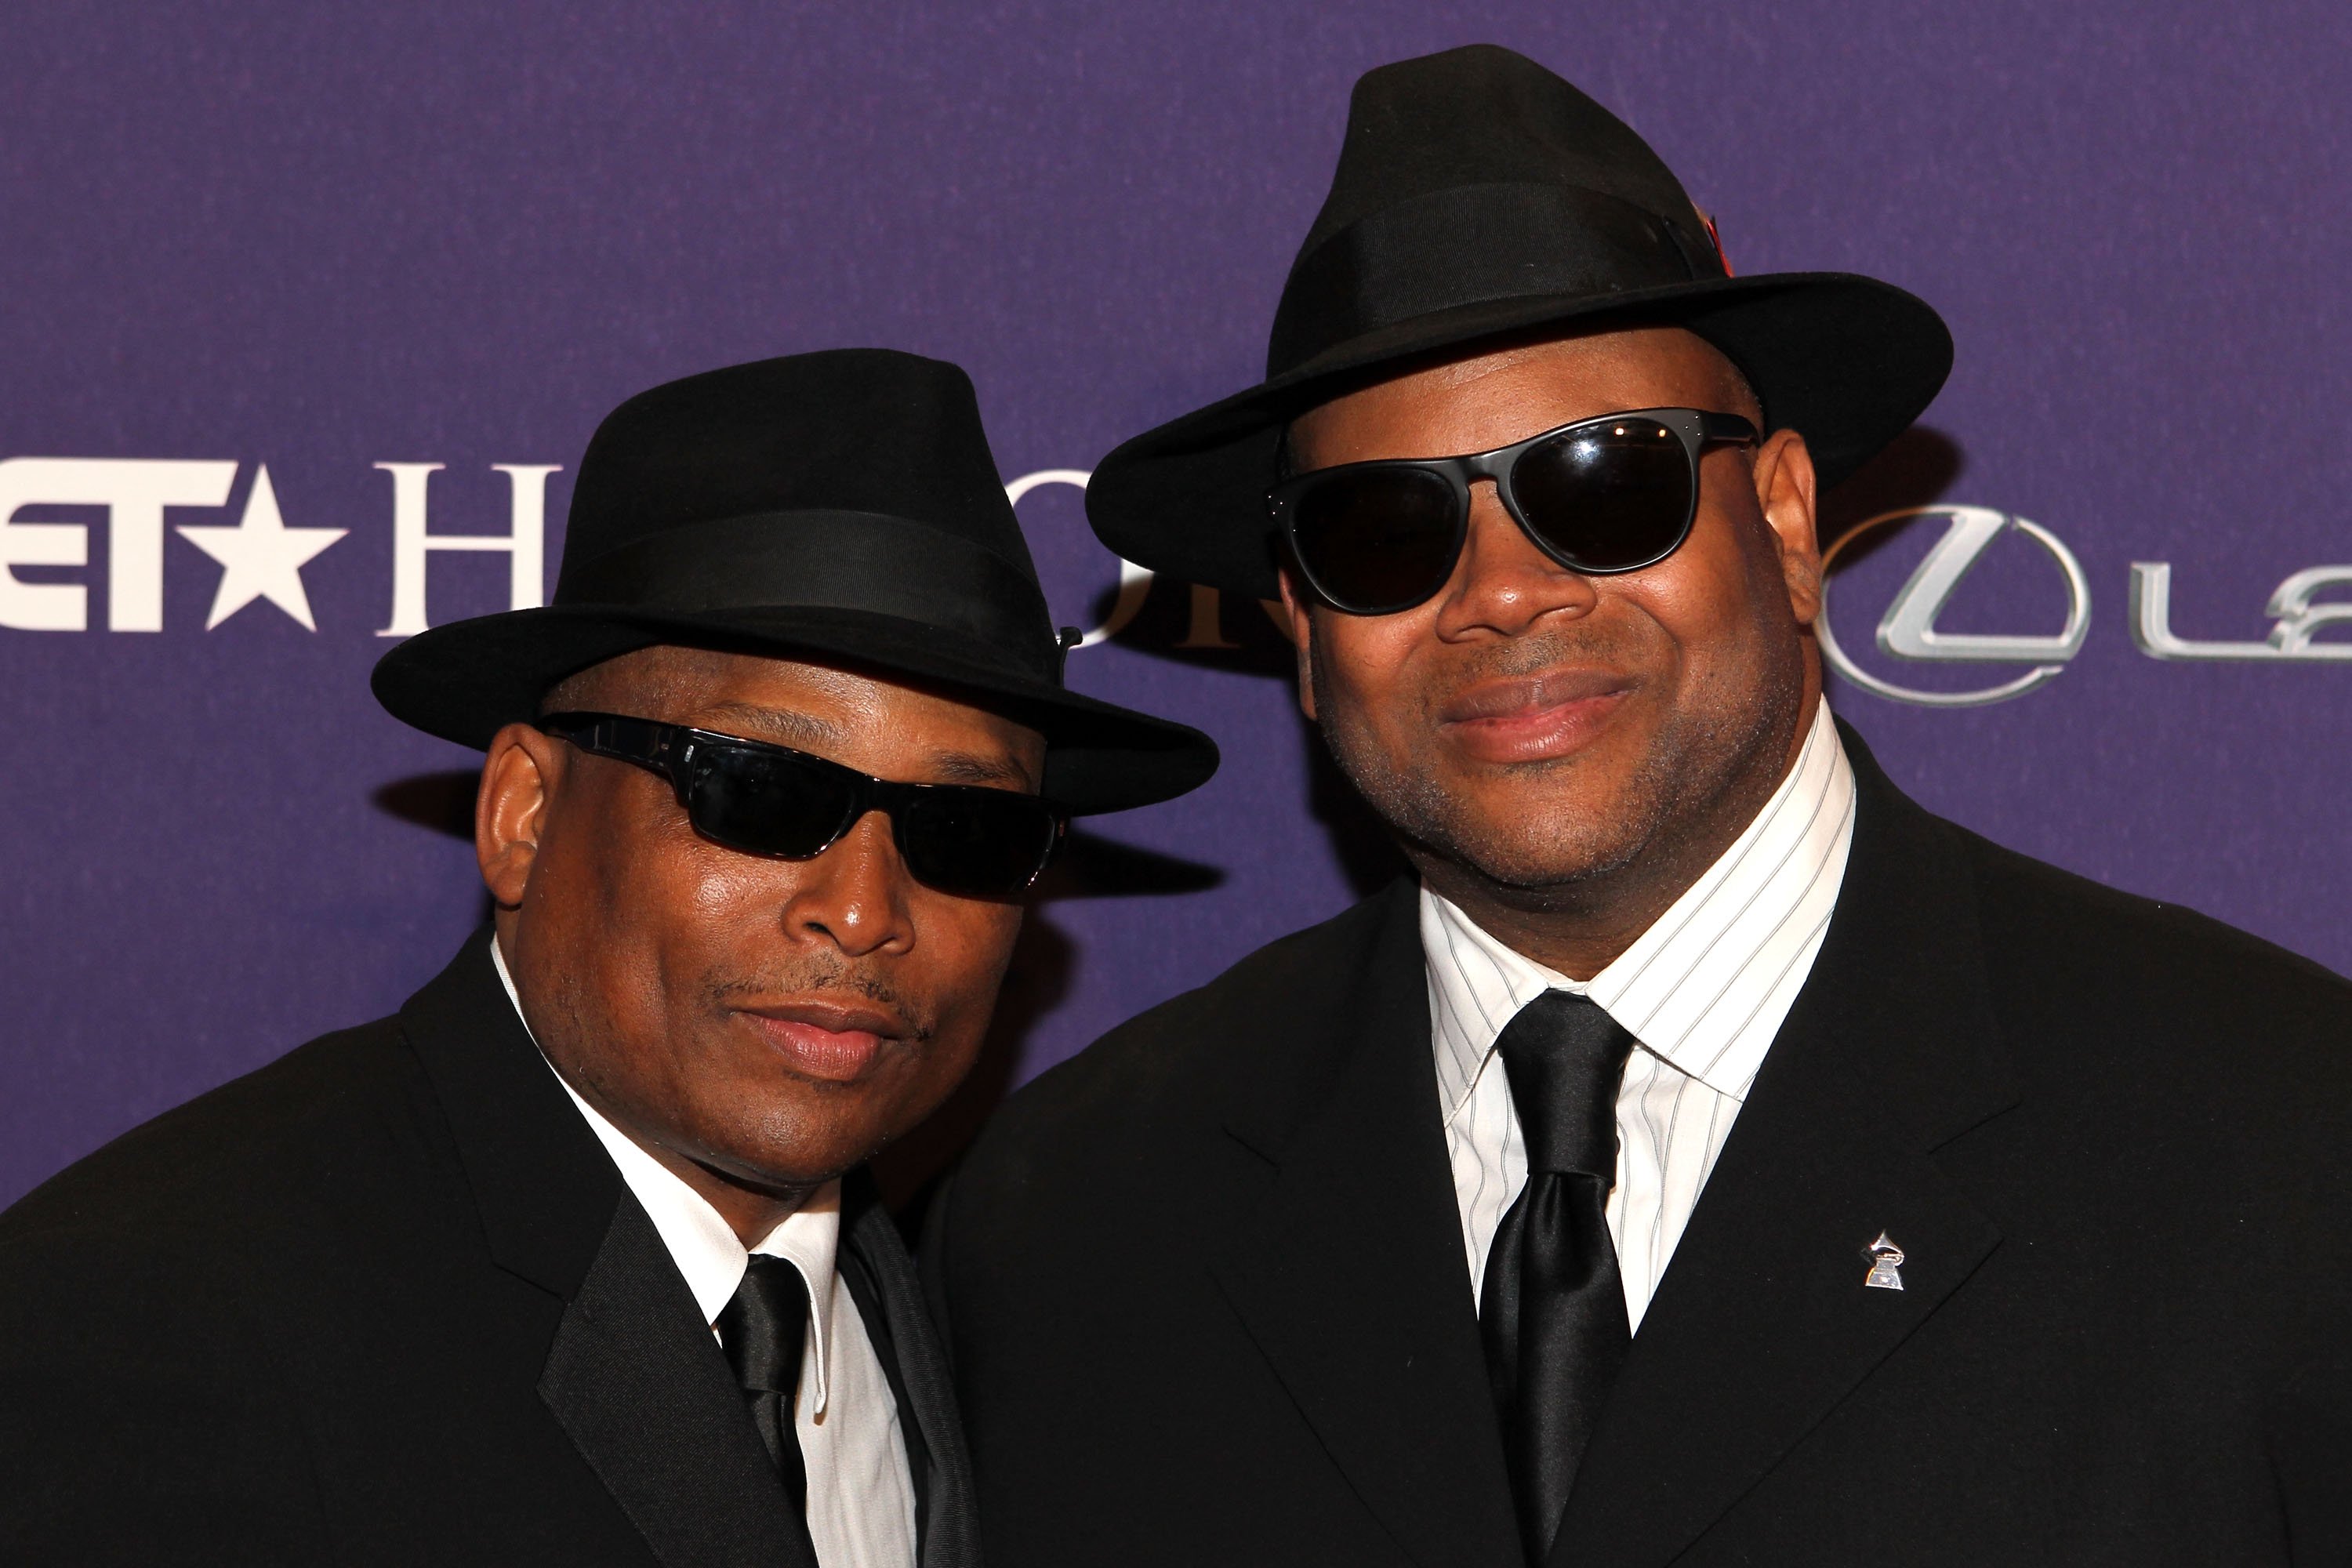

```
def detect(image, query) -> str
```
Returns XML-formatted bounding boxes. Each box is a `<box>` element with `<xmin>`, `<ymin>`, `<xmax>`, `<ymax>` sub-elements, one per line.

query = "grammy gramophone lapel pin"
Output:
<box><xmin>1862</xmin><ymin>1232</ymin><xmax>1907</xmax><ymax>1291</ymax></box>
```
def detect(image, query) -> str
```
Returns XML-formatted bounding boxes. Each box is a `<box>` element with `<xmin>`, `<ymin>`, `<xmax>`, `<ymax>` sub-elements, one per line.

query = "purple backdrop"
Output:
<box><xmin>8</xmin><ymin>1</ymin><xmax>2350</xmax><ymax>1207</ymax></box>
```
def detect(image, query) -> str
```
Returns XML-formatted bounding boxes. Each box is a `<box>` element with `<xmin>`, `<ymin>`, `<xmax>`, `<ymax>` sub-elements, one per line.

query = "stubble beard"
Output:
<box><xmin>1310</xmin><ymin>630</ymin><xmax>1806</xmax><ymax>912</ymax></box>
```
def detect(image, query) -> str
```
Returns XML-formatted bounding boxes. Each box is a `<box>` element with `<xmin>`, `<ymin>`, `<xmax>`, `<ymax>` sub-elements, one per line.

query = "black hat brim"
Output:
<box><xmin>1087</xmin><ymin>270</ymin><xmax>1953</xmax><ymax>600</ymax></box>
<box><xmin>372</xmin><ymin>604</ymin><xmax>1219</xmax><ymax>815</ymax></box>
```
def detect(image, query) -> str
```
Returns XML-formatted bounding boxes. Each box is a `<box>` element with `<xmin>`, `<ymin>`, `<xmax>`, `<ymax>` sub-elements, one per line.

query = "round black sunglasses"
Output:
<box><xmin>1268</xmin><ymin>406</ymin><xmax>1759</xmax><ymax>616</ymax></box>
<box><xmin>540</xmin><ymin>712</ymin><xmax>1067</xmax><ymax>901</ymax></box>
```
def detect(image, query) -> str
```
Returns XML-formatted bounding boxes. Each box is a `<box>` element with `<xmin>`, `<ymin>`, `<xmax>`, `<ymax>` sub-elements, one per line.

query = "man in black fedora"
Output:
<box><xmin>928</xmin><ymin>45</ymin><xmax>2352</xmax><ymax>1566</ymax></box>
<box><xmin>0</xmin><ymin>349</ymin><xmax>1215</xmax><ymax>1566</ymax></box>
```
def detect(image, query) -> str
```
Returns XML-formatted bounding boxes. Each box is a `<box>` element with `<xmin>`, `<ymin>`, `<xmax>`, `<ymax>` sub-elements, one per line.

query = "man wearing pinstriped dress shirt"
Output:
<box><xmin>927</xmin><ymin>44</ymin><xmax>2352</xmax><ymax>1568</ymax></box>
<box><xmin>1425</xmin><ymin>702</ymin><xmax>1849</xmax><ymax>1334</ymax></box>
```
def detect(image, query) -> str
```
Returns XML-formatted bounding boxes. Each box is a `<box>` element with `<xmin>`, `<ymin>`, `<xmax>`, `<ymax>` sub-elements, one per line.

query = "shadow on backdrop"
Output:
<box><xmin>1083</xmin><ymin>558</ymin><xmax>1411</xmax><ymax>899</ymax></box>
<box><xmin>376</xmin><ymin>771</ymin><xmax>479</xmax><ymax>840</ymax></box>
<box><xmin>1817</xmin><ymin>426</ymin><xmax>1965</xmax><ymax>563</ymax></box>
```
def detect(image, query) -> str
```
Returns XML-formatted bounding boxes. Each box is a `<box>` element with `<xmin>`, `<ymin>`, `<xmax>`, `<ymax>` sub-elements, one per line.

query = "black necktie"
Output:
<box><xmin>1479</xmin><ymin>990</ymin><xmax>1638</xmax><ymax>1566</ymax></box>
<box><xmin>716</xmin><ymin>1254</ymin><xmax>819</xmax><ymax>1551</ymax></box>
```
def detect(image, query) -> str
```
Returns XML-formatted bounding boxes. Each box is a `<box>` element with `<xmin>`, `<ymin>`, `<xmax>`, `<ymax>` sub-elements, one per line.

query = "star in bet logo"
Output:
<box><xmin>175</xmin><ymin>465</ymin><xmax>347</xmax><ymax>630</ymax></box>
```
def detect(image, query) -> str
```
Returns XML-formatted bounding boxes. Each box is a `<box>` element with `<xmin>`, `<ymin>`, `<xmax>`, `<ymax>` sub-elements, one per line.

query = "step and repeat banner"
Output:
<box><xmin>6</xmin><ymin>2</ymin><xmax>2349</xmax><ymax>1205</ymax></box>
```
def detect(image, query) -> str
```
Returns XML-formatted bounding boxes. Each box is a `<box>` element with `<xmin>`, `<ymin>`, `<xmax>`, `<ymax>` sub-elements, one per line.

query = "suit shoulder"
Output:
<box><xmin>0</xmin><ymin>1014</ymin><xmax>441</xmax><ymax>1255</ymax></box>
<box><xmin>1956</xmin><ymin>826</ymin><xmax>2352</xmax><ymax>1082</ymax></box>
<box><xmin>1962</xmin><ymin>827</ymin><xmax>2351</xmax><ymax>1002</ymax></box>
<box><xmin>966</xmin><ymin>887</ymin><xmax>1403</xmax><ymax>1171</ymax></box>
<box><xmin>1040</xmin><ymin>888</ymin><xmax>1393</xmax><ymax>1101</ymax></box>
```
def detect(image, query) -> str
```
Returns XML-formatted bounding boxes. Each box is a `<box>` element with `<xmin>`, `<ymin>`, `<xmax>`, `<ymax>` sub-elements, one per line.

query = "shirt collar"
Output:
<box><xmin>488</xmin><ymin>938</ymin><xmax>840</xmax><ymax>1415</ymax></box>
<box><xmin>1425</xmin><ymin>700</ymin><xmax>1855</xmax><ymax>1120</ymax></box>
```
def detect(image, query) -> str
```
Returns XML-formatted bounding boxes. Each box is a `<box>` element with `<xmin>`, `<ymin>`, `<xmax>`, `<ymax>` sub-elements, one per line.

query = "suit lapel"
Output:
<box><xmin>1555</xmin><ymin>726</ymin><xmax>2020</xmax><ymax>1567</ymax></box>
<box><xmin>540</xmin><ymin>1196</ymin><xmax>814</xmax><ymax>1568</ymax></box>
<box><xmin>398</xmin><ymin>928</ymin><xmax>622</xmax><ymax>1298</ymax></box>
<box><xmin>400</xmin><ymin>931</ymin><xmax>810</xmax><ymax>1568</ymax></box>
<box><xmin>840</xmin><ymin>1178</ymin><xmax>981</xmax><ymax>1568</ymax></box>
<box><xmin>1210</xmin><ymin>884</ymin><xmax>1526</xmax><ymax>1568</ymax></box>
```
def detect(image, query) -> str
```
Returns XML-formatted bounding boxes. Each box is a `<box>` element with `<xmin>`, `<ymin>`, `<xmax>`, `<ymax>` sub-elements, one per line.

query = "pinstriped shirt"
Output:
<box><xmin>1425</xmin><ymin>699</ymin><xmax>1856</xmax><ymax>1332</ymax></box>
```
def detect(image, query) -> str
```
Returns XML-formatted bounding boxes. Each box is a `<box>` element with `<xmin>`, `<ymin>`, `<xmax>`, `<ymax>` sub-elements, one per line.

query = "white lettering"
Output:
<box><xmin>0</xmin><ymin>458</ymin><xmax>236</xmax><ymax>631</ymax></box>
<box><xmin>1005</xmin><ymin>468</ymin><xmax>1154</xmax><ymax>649</ymax></box>
<box><xmin>2129</xmin><ymin>561</ymin><xmax>2352</xmax><ymax>661</ymax></box>
<box><xmin>376</xmin><ymin>463</ymin><xmax>559</xmax><ymax>637</ymax></box>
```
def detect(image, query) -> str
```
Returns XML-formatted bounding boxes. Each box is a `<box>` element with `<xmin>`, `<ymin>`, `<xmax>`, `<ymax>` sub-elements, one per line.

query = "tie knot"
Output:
<box><xmin>715</xmin><ymin>1254</ymin><xmax>809</xmax><ymax>1397</ymax></box>
<box><xmin>1494</xmin><ymin>990</ymin><xmax>1635</xmax><ymax>1178</ymax></box>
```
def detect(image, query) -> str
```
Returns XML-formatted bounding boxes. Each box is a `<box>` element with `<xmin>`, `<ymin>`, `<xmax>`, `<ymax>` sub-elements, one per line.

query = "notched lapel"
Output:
<box><xmin>402</xmin><ymin>932</ymin><xmax>811</xmax><ymax>1566</ymax></box>
<box><xmin>1555</xmin><ymin>1025</ymin><xmax>2003</xmax><ymax>1568</ymax></box>
<box><xmin>540</xmin><ymin>1196</ymin><xmax>814</xmax><ymax>1568</ymax></box>
<box><xmin>399</xmin><ymin>929</ymin><xmax>621</xmax><ymax>1298</ymax></box>
<box><xmin>1210</xmin><ymin>885</ymin><xmax>1526</xmax><ymax>1568</ymax></box>
<box><xmin>1555</xmin><ymin>732</ymin><xmax>2020</xmax><ymax>1568</ymax></box>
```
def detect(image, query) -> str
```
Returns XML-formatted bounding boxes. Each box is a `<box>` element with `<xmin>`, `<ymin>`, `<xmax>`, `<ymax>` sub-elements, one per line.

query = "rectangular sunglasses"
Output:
<box><xmin>540</xmin><ymin>711</ymin><xmax>1068</xmax><ymax>900</ymax></box>
<box><xmin>1267</xmin><ymin>406</ymin><xmax>1759</xmax><ymax>616</ymax></box>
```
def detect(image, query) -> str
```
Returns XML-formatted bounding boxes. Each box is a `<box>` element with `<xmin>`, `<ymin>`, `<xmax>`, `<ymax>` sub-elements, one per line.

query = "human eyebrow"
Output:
<box><xmin>695</xmin><ymin>702</ymin><xmax>841</xmax><ymax>750</ymax></box>
<box><xmin>695</xmin><ymin>702</ymin><xmax>1034</xmax><ymax>791</ymax></box>
<box><xmin>924</xmin><ymin>750</ymin><xmax>1035</xmax><ymax>791</ymax></box>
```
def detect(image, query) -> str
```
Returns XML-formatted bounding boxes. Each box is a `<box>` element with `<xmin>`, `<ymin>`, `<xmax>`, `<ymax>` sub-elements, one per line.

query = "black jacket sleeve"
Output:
<box><xmin>0</xmin><ymin>1222</ymin><xmax>326</xmax><ymax>1564</ymax></box>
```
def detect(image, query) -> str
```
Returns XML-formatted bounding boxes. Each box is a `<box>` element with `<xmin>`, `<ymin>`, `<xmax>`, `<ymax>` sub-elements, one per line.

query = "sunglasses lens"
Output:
<box><xmin>1510</xmin><ymin>417</ymin><xmax>1694</xmax><ymax>572</ymax></box>
<box><xmin>898</xmin><ymin>789</ymin><xmax>1061</xmax><ymax>899</ymax></box>
<box><xmin>686</xmin><ymin>746</ymin><xmax>858</xmax><ymax>858</ymax></box>
<box><xmin>1290</xmin><ymin>465</ymin><xmax>1461</xmax><ymax>613</ymax></box>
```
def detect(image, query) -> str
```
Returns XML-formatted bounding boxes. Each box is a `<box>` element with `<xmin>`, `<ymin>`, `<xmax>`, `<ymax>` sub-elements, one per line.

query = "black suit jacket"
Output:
<box><xmin>929</xmin><ymin>728</ymin><xmax>2352</xmax><ymax>1566</ymax></box>
<box><xmin>0</xmin><ymin>931</ymin><xmax>979</xmax><ymax>1567</ymax></box>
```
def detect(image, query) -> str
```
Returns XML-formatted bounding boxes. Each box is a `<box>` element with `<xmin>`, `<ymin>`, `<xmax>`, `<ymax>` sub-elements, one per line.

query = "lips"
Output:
<box><xmin>735</xmin><ymin>1000</ymin><xmax>909</xmax><ymax>1083</ymax></box>
<box><xmin>1438</xmin><ymin>667</ymin><xmax>1633</xmax><ymax>764</ymax></box>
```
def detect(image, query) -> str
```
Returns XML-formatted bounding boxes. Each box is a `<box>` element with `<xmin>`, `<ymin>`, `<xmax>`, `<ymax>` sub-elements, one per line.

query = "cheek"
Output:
<box><xmin>1621</xmin><ymin>517</ymin><xmax>1783</xmax><ymax>670</ymax></box>
<box><xmin>681</xmin><ymin>845</ymin><xmax>773</xmax><ymax>931</ymax></box>
<box><xmin>581</xmin><ymin>822</ymin><xmax>752</xmax><ymax>1033</ymax></box>
<box><xmin>921</xmin><ymin>902</ymin><xmax>1024</xmax><ymax>1033</ymax></box>
<box><xmin>1313</xmin><ymin>612</ymin><xmax>1435</xmax><ymax>741</ymax></box>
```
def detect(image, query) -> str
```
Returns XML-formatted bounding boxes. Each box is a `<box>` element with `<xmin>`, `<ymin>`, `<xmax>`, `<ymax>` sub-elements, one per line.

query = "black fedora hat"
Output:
<box><xmin>373</xmin><ymin>349</ymin><xmax>1218</xmax><ymax>815</ymax></box>
<box><xmin>1087</xmin><ymin>44</ymin><xmax>1954</xmax><ymax>600</ymax></box>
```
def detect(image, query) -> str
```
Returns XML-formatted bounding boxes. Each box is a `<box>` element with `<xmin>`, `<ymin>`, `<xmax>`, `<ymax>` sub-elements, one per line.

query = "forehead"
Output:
<box><xmin>1290</xmin><ymin>325</ymin><xmax>1747</xmax><ymax>466</ymax></box>
<box><xmin>572</xmin><ymin>645</ymin><xmax>1045</xmax><ymax>786</ymax></box>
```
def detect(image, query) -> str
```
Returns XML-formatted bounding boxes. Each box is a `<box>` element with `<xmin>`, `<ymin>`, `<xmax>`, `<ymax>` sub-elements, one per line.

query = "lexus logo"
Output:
<box><xmin>1817</xmin><ymin>506</ymin><xmax>2091</xmax><ymax>708</ymax></box>
<box><xmin>1819</xmin><ymin>504</ymin><xmax>2352</xmax><ymax>706</ymax></box>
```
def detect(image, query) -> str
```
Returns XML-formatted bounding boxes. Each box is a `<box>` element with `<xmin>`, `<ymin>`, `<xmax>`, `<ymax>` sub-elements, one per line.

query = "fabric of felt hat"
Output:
<box><xmin>372</xmin><ymin>348</ymin><xmax>1217</xmax><ymax>815</ymax></box>
<box><xmin>557</xmin><ymin>349</ymin><xmax>1042</xmax><ymax>597</ymax></box>
<box><xmin>1298</xmin><ymin>47</ymin><xmax>1708</xmax><ymax>261</ymax></box>
<box><xmin>1271</xmin><ymin>45</ymin><xmax>1723</xmax><ymax>376</ymax></box>
<box><xmin>1084</xmin><ymin>44</ymin><xmax>1951</xmax><ymax>602</ymax></box>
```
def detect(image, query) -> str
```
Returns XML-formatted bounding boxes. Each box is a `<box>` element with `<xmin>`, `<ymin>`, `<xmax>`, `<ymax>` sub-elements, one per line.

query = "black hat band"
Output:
<box><xmin>1268</xmin><ymin>181</ymin><xmax>1720</xmax><ymax>376</ymax></box>
<box><xmin>558</xmin><ymin>511</ymin><xmax>1061</xmax><ymax>683</ymax></box>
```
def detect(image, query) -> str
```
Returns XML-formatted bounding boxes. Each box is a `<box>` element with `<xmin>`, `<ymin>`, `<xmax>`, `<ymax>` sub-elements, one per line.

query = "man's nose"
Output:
<box><xmin>1429</xmin><ymin>479</ymin><xmax>1600</xmax><ymax>640</ymax></box>
<box><xmin>780</xmin><ymin>811</ymin><xmax>916</xmax><ymax>959</ymax></box>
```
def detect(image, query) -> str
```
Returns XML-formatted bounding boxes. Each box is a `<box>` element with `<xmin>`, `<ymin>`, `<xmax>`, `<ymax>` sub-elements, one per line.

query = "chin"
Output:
<box><xmin>698</xmin><ymin>1098</ymin><xmax>895</xmax><ymax>1191</ymax></box>
<box><xmin>720</xmin><ymin>1136</ymin><xmax>873</xmax><ymax>1193</ymax></box>
<box><xmin>1431</xmin><ymin>808</ymin><xmax>1656</xmax><ymax>894</ymax></box>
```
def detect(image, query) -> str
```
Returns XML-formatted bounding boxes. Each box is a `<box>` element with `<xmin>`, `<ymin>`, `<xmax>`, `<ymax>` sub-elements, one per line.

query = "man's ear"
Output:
<box><xmin>476</xmin><ymin>723</ymin><xmax>566</xmax><ymax>911</ymax></box>
<box><xmin>1276</xmin><ymin>566</ymin><xmax>1319</xmax><ymax>721</ymax></box>
<box><xmin>1751</xmin><ymin>428</ymin><xmax>1823</xmax><ymax>628</ymax></box>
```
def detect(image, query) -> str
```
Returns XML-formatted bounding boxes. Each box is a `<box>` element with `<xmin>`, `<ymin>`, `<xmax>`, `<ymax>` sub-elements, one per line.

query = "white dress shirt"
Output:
<box><xmin>1425</xmin><ymin>699</ymin><xmax>1856</xmax><ymax>1331</ymax></box>
<box><xmin>492</xmin><ymin>942</ymin><xmax>918</xmax><ymax>1568</ymax></box>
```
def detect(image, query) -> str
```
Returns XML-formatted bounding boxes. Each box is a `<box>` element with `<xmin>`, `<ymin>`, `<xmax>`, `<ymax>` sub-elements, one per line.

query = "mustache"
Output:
<box><xmin>702</xmin><ymin>962</ymin><xmax>935</xmax><ymax>1041</ymax></box>
<box><xmin>1414</xmin><ymin>625</ymin><xmax>1648</xmax><ymax>694</ymax></box>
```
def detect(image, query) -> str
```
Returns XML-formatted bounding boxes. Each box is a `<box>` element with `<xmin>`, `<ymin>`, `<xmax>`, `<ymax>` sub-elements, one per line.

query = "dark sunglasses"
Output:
<box><xmin>1268</xmin><ymin>406</ymin><xmax>1759</xmax><ymax>616</ymax></box>
<box><xmin>540</xmin><ymin>711</ymin><xmax>1067</xmax><ymax>901</ymax></box>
